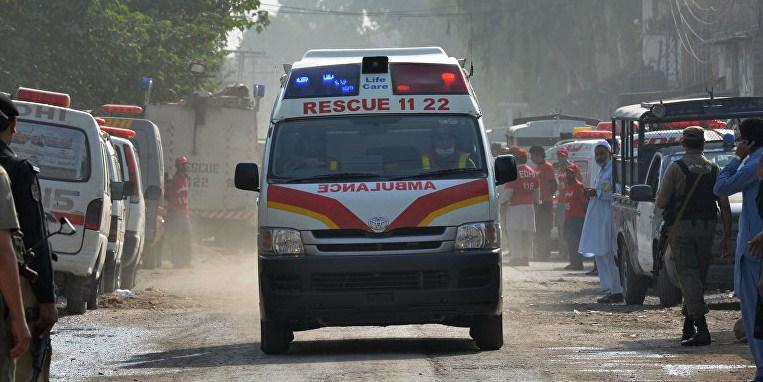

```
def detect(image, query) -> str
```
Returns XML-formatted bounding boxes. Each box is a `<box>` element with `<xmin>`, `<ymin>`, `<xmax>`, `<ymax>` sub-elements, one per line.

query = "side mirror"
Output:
<box><xmin>123</xmin><ymin>181</ymin><xmax>135</xmax><ymax>197</ymax></box>
<box><xmin>110</xmin><ymin>181</ymin><xmax>127</xmax><ymax>201</ymax></box>
<box><xmin>144</xmin><ymin>186</ymin><xmax>162</xmax><ymax>201</ymax></box>
<box><xmin>44</xmin><ymin>212</ymin><xmax>57</xmax><ymax>224</ymax></box>
<box><xmin>494</xmin><ymin>155</ymin><xmax>518</xmax><ymax>185</ymax></box>
<box><xmin>630</xmin><ymin>184</ymin><xmax>654</xmax><ymax>202</ymax></box>
<box><xmin>235</xmin><ymin>162</ymin><xmax>260</xmax><ymax>192</ymax></box>
<box><xmin>58</xmin><ymin>217</ymin><xmax>77</xmax><ymax>236</ymax></box>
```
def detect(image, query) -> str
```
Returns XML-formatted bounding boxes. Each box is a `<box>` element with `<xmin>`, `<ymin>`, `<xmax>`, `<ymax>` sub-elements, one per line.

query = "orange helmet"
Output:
<box><xmin>175</xmin><ymin>155</ymin><xmax>189</xmax><ymax>166</ymax></box>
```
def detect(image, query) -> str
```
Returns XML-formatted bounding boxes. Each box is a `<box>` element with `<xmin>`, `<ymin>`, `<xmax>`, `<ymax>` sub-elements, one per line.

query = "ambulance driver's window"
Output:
<box><xmin>12</xmin><ymin>121</ymin><xmax>91</xmax><ymax>182</ymax></box>
<box><xmin>268</xmin><ymin>115</ymin><xmax>487</xmax><ymax>183</ymax></box>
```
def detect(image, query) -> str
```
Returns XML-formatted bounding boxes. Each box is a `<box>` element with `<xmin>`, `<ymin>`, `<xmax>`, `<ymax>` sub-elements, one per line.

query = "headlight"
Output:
<box><xmin>455</xmin><ymin>222</ymin><xmax>500</xmax><ymax>250</ymax></box>
<box><xmin>259</xmin><ymin>228</ymin><xmax>304</xmax><ymax>255</ymax></box>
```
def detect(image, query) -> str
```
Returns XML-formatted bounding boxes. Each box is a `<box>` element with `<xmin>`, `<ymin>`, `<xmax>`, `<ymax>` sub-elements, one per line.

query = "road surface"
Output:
<box><xmin>49</xmin><ymin>246</ymin><xmax>755</xmax><ymax>381</ymax></box>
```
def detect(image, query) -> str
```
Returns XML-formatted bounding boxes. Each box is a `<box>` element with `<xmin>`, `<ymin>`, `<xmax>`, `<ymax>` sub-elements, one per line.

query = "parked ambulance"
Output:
<box><xmin>235</xmin><ymin>47</ymin><xmax>518</xmax><ymax>354</ymax></box>
<box><xmin>12</xmin><ymin>88</ymin><xmax>122</xmax><ymax>314</ymax></box>
<box><xmin>99</xmin><ymin>128</ymin><xmax>127</xmax><ymax>293</ymax></box>
<box><xmin>100</xmin><ymin>108</ymin><xmax>165</xmax><ymax>269</ymax></box>
<box><xmin>108</xmin><ymin>130</ymin><xmax>146</xmax><ymax>289</ymax></box>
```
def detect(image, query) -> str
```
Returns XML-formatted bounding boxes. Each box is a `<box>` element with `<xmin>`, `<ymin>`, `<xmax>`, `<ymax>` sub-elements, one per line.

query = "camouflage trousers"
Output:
<box><xmin>668</xmin><ymin>220</ymin><xmax>716</xmax><ymax>319</ymax></box>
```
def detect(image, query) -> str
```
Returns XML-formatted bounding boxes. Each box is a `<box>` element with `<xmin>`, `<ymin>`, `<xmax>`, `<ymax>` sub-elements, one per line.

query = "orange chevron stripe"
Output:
<box><xmin>418</xmin><ymin>194</ymin><xmax>489</xmax><ymax>226</ymax></box>
<box><xmin>267</xmin><ymin>201</ymin><xmax>339</xmax><ymax>229</ymax></box>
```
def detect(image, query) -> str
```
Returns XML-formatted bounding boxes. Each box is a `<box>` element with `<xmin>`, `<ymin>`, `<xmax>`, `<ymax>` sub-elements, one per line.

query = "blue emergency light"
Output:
<box><xmin>284</xmin><ymin>64</ymin><xmax>360</xmax><ymax>99</ymax></box>
<box><xmin>723</xmin><ymin>133</ymin><xmax>736</xmax><ymax>146</ymax></box>
<box><xmin>295</xmin><ymin>76</ymin><xmax>310</xmax><ymax>86</ymax></box>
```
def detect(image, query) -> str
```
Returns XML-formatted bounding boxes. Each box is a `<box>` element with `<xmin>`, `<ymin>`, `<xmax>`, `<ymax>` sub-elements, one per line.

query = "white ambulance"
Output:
<box><xmin>108</xmin><ymin>131</ymin><xmax>146</xmax><ymax>290</ymax></box>
<box><xmin>12</xmin><ymin>88</ymin><xmax>121</xmax><ymax>314</ymax></box>
<box><xmin>235</xmin><ymin>47</ymin><xmax>518</xmax><ymax>354</ymax></box>
<box><xmin>99</xmin><ymin>128</ymin><xmax>127</xmax><ymax>293</ymax></box>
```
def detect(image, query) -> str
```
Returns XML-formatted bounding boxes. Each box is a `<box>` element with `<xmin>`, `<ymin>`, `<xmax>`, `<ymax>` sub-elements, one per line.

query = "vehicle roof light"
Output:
<box><xmin>15</xmin><ymin>87</ymin><xmax>71</xmax><ymax>108</ymax></box>
<box><xmin>100</xmin><ymin>126</ymin><xmax>137</xmax><ymax>139</ymax></box>
<box><xmin>391</xmin><ymin>63</ymin><xmax>468</xmax><ymax>95</ymax></box>
<box><xmin>101</xmin><ymin>104</ymin><xmax>144</xmax><ymax>114</ymax></box>
<box><xmin>284</xmin><ymin>64</ymin><xmax>360</xmax><ymax>99</ymax></box>
<box><xmin>95</xmin><ymin>117</ymin><xmax>107</xmax><ymax>126</ymax></box>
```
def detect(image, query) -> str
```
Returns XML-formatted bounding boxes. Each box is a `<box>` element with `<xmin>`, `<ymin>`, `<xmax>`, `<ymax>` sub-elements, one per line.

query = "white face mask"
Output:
<box><xmin>436</xmin><ymin>147</ymin><xmax>455</xmax><ymax>157</ymax></box>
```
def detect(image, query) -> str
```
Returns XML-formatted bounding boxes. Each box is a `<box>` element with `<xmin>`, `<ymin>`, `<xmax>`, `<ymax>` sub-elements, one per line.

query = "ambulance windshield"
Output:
<box><xmin>269</xmin><ymin>115</ymin><xmax>486</xmax><ymax>183</ymax></box>
<box><xmin>12</xmin><ymin>121</ymin><xmax>90</xmax><ymax>181</ymax></box>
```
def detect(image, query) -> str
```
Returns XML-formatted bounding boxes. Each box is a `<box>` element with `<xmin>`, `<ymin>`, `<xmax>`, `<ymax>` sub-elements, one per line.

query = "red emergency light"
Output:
<box><xmin>101</xmin><ymin>104</ymin><xmax>143</xmax><ymax>115</ymax></box>
<box><xmin>391</xmin><ymin>63</ymin><xmax>468</xmax><ymax>95</ymax></box>
<box><xmin>575</xmin><ymin>130</ymin><xmax>612</xmax><ymax>139</ymax></box>
<box><xmin>100</xmin><ymin>126</ymin><xmax>136</xmax><ymax>139</ymax></box>
<box><xmin>662</xmin><ymin>120</ymin><xmax>727</xmax><ymax>130</ymax></box>
<box><xmin>15</xmin><ymin>87</ymin><xmax>71</xmax><ymax>108</ymax></box>
<box><xmin>95</xmin><ymin>117</ymin><xmax>107</xmax><ymax>126</ymax></box>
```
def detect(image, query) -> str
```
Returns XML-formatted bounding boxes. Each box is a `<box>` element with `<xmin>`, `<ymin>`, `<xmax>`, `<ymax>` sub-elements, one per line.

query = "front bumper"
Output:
<box><xmin>259</xmin><ymin>250</ymin><xmax>502</xmax><ymax>330</ymax></box>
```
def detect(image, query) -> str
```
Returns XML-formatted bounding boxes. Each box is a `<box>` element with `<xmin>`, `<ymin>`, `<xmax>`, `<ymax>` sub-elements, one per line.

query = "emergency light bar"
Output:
<box><xmin>391</xmin><ymin>63</ymin><xmax>468</xmax><ymax>95</ymax></box>
<box><xmin>575</xmin><ymin>130</ymin><xmax>612</xmax><ymax>139</ymax></box>
<box><xmin>100</xmin><ymin>126</ymin><xmax>136</xmax><ymax>139</ymax></box>
<box><xmin>101</xmin><ymin>104</ymin><xmax>144</xmax><ymax>114</ymax></box>
<box><xmin>16</xmin><ymin>87</ymin><xmax>71</xmax><ymax>108</ymax></box>
<box><xmin>95</xmin><ymin>117</ymin><xmax>107</xmax><ymax>126</ymax></box>
<box><xmin>284</xmin><ymin>64</ymin><xmax>360</xmax><ymax>99</ymax></box>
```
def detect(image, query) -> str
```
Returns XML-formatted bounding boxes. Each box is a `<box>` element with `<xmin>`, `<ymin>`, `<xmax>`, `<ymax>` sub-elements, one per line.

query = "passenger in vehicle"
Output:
<box><xmin>420</xmin><ymin>127</ymin><xmax>475</xmax><ymax>171</ymax></box>
<box><xmin>285</xmin><ymin>132</ymin><xmax>338</xmax><ymax>172</ymax></box>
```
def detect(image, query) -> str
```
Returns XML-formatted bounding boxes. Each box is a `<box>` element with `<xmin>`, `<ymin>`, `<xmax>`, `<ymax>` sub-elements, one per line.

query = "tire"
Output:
<box><xmin>87</xmin><ymin>273</ymin><xmax>103</xmax><ymax>310</ymax></box>
<box><xmin>656</xmin><ymin>252</ymin><xmax>682</xmax><ymax>307</ymax></box>
<box><xmin>470</xmin><ymin>314</ymin><xmax>504</xmax><ymax>351</ymax></box>
<box><xmin>620</xmin><ymin>245</ymin><xmax>649</xmax><ymax>305</ymax></box>
<box><xmin>121</xmin><ymin>261</ymin><xmax>139</xmax><ymax>290</ymax></box>
<box><xmin>260</xmin><ymin>320</ymin><xmax>292</xmax><ymax>354</ymax></box>
<box><xmin>103</xmin><ymin>254</ymin><xmax>121</xmax><ymax>293</ymax></box>
<box><xmin>65</xmin><ymin>278</ymin><xmax>88</xmax><ymax>315</ymax></box>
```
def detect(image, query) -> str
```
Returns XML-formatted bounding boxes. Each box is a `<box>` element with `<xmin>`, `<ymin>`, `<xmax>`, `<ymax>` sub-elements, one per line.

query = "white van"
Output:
<box><xmin>546</xmin><ymin>140</ymin><xmax>603</xmax><ymax>187</ymax></box>
<box><xmin>12</xmin><ymin>88</ymin><xmax>124</xmax><ymax>314</ymax></box>
<box><xmin>109</xmin><ymin>133</ymin><xmax>145</xmax><ymax>289</ymax></box>
<box><xmin>101</xmin><ymin>113</ymin><xmax>165</xmax><ymax>268</ymax></box>
<box><xmin>235</xmin><ymin>47</ymin><xmax>517</xmax><ymax>354</ymax></box>
<box><xmin>100</xmin><ymin>130</ymin><xmax>127</xmax><ymax>293</ymax></box>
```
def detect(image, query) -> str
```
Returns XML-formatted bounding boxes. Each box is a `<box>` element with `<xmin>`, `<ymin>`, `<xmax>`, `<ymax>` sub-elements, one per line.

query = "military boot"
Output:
<box><xmin>681</xmin><ymin>316</ymin><xmax>711</xmax><ymax>346</ymax></box>
<box><xmin>681</xmin><ymin>316</ymin><xmax>695</xmax><ymax>341</ymax></box>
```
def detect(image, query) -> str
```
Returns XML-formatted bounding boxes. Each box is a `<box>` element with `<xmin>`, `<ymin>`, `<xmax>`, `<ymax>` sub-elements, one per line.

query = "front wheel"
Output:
<box><xmin>87</xmin><ymin>273</ymin><xmax>103</xmax><ymax>310</ymax></box>
<box><xmin>620</xmin><ymin>245</ymin><xmax>649</xmax><ymax>305</ymax></box>
<box><xmin>103</xmin><ymin>254</ymin><xmax>121</xmax><ymax>293</ymax></box>
<box><xmin>470</xmin><ymin>314</ymin><xmax>504</xmax><ymax>351</ymax></box>
<box><xmin>65</xmin><ymin>277</ymin><xmax>88</xmax><ymax>315</ymax></box>
<box><xmin>260</xmin><ymin>320</ymin><xmax>292</xmax><ymax>355</ymax></box>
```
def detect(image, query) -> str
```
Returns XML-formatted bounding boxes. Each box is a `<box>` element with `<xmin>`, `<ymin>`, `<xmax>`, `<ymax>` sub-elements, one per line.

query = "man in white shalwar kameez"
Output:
<box><xmin>579</xmin><ymin>140</ymin><xmax>623</xmax><ymax>303</ymax></box>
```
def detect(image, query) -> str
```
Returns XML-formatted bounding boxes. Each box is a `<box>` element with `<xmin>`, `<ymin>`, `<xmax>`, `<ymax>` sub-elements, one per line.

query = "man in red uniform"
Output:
<box><xmin>503</xmin><ymin>148</ymin><xmax>539</xmax><ymax>266</ymax></box>
<box><xmin>529</xmin><ymin>146</ymin><xmax>557</xmax><ymax>260</ymax></box>
<box><xmin>166</xmin><ymin>155</ymin><xmax>192</xmax><ymax>268</ymax></box>
<box><xmin>562</xmin><ymin>166</ymin><xmax>587</xmax><ymax>270</ymax></box>
<box><xmin>554</xmin><ymin>148</ymin><xmax>582</xmax><ymax>261</ymax></box>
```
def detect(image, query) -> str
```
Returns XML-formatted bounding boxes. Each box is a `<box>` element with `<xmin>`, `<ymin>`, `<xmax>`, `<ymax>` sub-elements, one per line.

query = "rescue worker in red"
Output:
<box><xmin>165</xmin><ymin>155</ymin><xmax>192</xmax><ymax>268</ymax></box>
<box><xmin>529</xmin><ymin>146</ymin><xmax>557</xmax><ymax>261</ymax></box>
<box><xmin>562</xmin><ymin>165</ymin><xmax>587</xmax><ymax>270</ymax></box>
<box><xmin>421</xmin><ymin>126</ymin><xmax>475</xmax><ymax>170</ymax></box>
<box><xmin>502</xmin><ymin>147</ymin><xmax>539</xmax><ymax>266</ymax></box>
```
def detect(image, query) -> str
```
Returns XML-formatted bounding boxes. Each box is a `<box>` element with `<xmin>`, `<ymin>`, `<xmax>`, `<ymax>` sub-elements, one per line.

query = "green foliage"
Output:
<box><xmin>0</xmin><ymin>0</ymin><xmax>269</xmax><ymax>109</ymax></box>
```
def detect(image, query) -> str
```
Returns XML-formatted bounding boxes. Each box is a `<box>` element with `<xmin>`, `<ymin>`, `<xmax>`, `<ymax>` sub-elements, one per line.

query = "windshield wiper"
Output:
<box><xmin>285</xmin><ymin>172</ymin><xmax>381</xmax><ymax>183</ymax></box>
<box><xmin>390</xmin><ymin>168</ymin><xmax>483</xmax><ymax>181</ymax></box>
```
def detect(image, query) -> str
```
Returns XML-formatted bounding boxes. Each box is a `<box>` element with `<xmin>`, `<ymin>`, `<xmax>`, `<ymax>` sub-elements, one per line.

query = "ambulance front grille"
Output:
<box><xmin>316</xmin><ymin>241</ymin><xmax>442</xmax><ymax>252</ymax></box>
<box><xmin>311</xmin><ymin>226</ymin><xmax>446</xmax><ymax>239</ymax></box>
<box><xmin>311</xmin><ymin>270</ymin><xmax>448</xmax><ymax>291</ymax></box>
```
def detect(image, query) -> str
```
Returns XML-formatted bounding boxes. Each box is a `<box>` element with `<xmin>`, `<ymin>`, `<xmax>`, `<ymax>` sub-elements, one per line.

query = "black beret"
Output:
<box><xmin>0</xmin><ymin>93</ymin><xmax>19</xmax><ymax>120</ymax></box>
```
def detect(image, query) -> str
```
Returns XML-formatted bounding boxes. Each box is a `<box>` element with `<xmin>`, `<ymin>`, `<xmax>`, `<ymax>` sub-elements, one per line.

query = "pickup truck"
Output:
<box><xmin>609</xmin><ymin>96</ymin><xmax>760</xmax><ymax>306</ymax></box>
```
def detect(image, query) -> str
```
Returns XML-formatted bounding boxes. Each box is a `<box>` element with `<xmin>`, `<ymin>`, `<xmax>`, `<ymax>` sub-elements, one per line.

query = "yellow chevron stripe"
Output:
<box><xmin>267</xmin><ymin>201</ymin><xmax>339</xmax><ymax>229</ymax></box>
<box><xmin>418</xmin><ymin>194</ymin><xmax>489</xmax><ymax>226</ymax></box>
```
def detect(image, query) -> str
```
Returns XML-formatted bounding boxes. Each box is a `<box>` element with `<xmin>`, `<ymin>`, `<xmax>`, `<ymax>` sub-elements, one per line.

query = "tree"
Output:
<box><xmin>0</xmin><ymin>0</ymin><xmax>269</xmax><ymax>109</ymax></box>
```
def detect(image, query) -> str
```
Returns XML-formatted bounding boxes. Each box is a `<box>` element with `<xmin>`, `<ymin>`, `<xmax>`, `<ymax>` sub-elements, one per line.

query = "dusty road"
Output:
<box><xmin>49</xmin><ymin>247</ymin><xmax>755</xmax><ymax>381</ymax></box>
